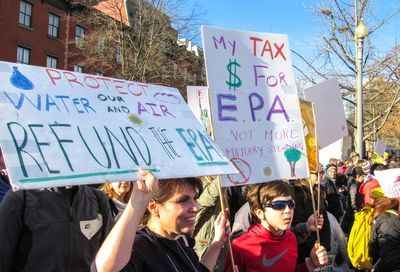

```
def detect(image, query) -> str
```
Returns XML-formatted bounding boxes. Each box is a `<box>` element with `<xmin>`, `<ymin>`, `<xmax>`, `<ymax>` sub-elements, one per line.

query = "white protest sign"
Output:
<box><xmin>186</xmin><ymin>86</ymin><xmax>212</xmax><ymax>135</ymax></box>
<box><xmin>303</xmin><ymin>78</ymin><xmax>348</xmax><ymax>148</ymax></box>
<box><xmin>374</xmin><ymin>138</ymin><xmax>386</xmax><ymax>157</ymax></box>
<box><xmin>202</xmin><ymin>26</ymin><xmax>308</xmax><ymax>187</ymax></box>
<box><xmin>0</xmin><ymin>61</ymin><xmax>238</xmax><ymax>190</ymax></box>
<box><xmin>375</xmin><ymin>168</ymin><xmax>400</xmax><ymax>198</ymax></box>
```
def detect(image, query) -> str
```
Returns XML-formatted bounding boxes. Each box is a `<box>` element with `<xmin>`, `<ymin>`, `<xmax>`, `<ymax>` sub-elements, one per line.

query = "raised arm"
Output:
<box><xmin>94</xmin><ymin>169</ymin><xmax>157</xmax><ymax>272</ymax></box>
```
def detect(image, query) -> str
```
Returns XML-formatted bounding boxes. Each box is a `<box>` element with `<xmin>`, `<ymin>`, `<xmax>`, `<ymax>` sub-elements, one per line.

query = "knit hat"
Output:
<box><xmin>325</xmin><ymin>163</ymin><xmax>337</xmax><ymax>172</ymax></box>
<box><xmin>362</xmin><ymin>161</ymin><xmax>371</xmax><ymax>174</ymax></box>
<box><xmin>353</xmin><ymin>166</ymin><xmax>366</xmax><ymax>176</ymax></box>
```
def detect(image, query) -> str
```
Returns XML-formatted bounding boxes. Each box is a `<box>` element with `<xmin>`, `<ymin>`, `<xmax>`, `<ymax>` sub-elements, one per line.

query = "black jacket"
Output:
<box><xmin>291</xmin><ymin>184</ymin><xmax>331</xmax><ymax>263</ymax></box>
<box><xmin>122</xmin><ymin>226</ymin><xmax>209</xmax><ymax>272</ymax></box>
<box><xmin>370</xmin><ymin>211</ymin><xmax>400</xmax><ymax>272</ymax></box>
<box><xmin>321</xmin><ymin>177</ymin><xmax>344</xmax><ymax>221</ymax></box>
<box><xmin>0</xmin><ymin>186</ymin><xmax>113</xmax><ymax>272</ymax></box>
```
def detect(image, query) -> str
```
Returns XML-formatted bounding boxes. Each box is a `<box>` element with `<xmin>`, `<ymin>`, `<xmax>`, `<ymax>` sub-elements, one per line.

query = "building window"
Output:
<box><xmin>17</xmin><ymin>46</ymin><xmax>30</xmax><ymax>64</ymax></box>
<box><xmin>97</xmin><ymin>38</ymin><xmax>105</xmax><ymax>55</ymax></box>
<box><xmin>46</xmin><ymin>56</ymin><xmax>58</xmax><ymax>68</ymax></box>
<box><xmin>73</xmin><ymin>65</ymin><xmax>83</xmax><ymax>73</ymax></box>
<box><xmin>48</xmin><ymin>13</ymin><xmax>60</xmax><ymax>38</ymax></box>
<box><xmin>19</xmin><ymin>0</ymin><xmax>33</xmax><ymax>27</ymax></box>
<box><xmin>75</xmin><ymin>25</ymin><xmax>85</xmax><ymax>48</ymax></box>
<box><xmin>115</xmin><ymin>44</ymin><xmax>122</xmax><ymax>64</ymax></box>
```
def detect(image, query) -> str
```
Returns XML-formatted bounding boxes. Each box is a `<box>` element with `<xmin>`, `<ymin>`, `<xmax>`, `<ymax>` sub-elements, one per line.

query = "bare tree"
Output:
<box><xmin>69</xmin><ymin>0</ymin><xmax>206</xmax><ymax>93</ymax></box>
<box><xmin>293</xmin><ymin>0</ymin><xmax>400</xmax><ymax>149</ymax></box>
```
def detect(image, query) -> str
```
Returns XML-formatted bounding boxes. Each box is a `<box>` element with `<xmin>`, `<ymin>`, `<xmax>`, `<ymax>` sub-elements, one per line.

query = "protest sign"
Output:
<box><xmin>374</xmin><ymin>138</ymin><xmax>386</xmax><ymax>157</ymax></box>
<box><xmin>375</xmin><ymin>168</ymin><xmax>400</xmax><ymax>198</ymax></box>
<box><xmin>303</xmin><ymin>78</ymin><xmax>348</xmax><ymax>148</ymax></box>
<box><xmin>201</xmin><ymin>26</ymin><xmax>308</xmax><ymax>187</ymax></box>
<box><xmin>186</xmin><ymin>86</ymin><xmax>212</xmax><ymax>136</ymax></box>
<box><xmin>300</xmin><ymin>100</ymin><xmax>317</xmax><ymax>172</ymax></box>
<box><xmin>0</xmin><ymin>61</ymin><xmax>238</xmax><ymax>190</ymax></box>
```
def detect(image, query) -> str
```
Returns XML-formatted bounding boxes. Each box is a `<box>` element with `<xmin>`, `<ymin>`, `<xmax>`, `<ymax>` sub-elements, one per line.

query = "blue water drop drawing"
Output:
<box><xmin>10</xmin><ymin>66</ymin><xmax>34</xmax><ymax>90</ymax></box>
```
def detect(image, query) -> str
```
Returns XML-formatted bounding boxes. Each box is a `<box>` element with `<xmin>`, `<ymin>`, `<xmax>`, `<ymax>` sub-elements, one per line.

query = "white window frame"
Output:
<box><xmin>46</xmin><ymin>56</ymin><xmax>58</xmax><ymax>68</ymax></box>
<box><xmin>19</xmin><ymin>0</ymin><xmax>33</xmax><ymax>27</ymax></box>
<box><xmin>73</xmin><ymin>65</ymin><xmax>83</xmax><ymax>73</ymax></box>
<box><xmin>75</xmin><ymin>25</ymin><xmax>85</xmax><ymax>48</ymax></box>
<box><xmin>17</xmin><ymin>46</ymin><xmax>31</xmax><ymax>64</ymax></box>
<box><xmin>48</xmin><ymin>13</ymin><xmax>60</xmax><ymax>38</ymax></box>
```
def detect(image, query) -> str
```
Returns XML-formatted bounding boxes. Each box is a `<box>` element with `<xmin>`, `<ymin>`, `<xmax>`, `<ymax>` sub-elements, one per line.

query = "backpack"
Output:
<box><xmin>347</xmin><ymin>206</ymin><xmax>373</xmax><ymax>270</ymax></box>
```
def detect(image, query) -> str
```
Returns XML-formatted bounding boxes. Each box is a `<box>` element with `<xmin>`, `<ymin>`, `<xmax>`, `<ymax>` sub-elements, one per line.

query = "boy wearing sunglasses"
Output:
<box><xmin>224</xmin><ymin>180</ymin><xmax>328</xmax><ymax>272</ymax></box>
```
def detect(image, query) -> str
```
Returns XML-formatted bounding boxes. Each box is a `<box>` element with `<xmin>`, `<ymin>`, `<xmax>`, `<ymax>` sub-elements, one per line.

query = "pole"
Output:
<box><xmin>356</xmin><ymin>36</ymin><xmax>364</xmax><ymax>158</ymax></box>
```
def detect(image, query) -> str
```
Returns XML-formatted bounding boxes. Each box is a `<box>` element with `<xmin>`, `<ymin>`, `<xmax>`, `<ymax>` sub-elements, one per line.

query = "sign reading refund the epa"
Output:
<box><xmin>201</xmin><ymin>26</ymin><xmax>308</xmax><ymax>187</ymax></box>
<box><xmin>0</xmin><ymin>61</ymin><xmax>237</xmax><ymax>190</ymax></box>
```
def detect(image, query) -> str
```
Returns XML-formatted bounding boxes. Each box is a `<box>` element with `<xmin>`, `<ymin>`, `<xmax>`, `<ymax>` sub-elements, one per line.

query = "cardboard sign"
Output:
<box><xmin>201</xmin><ymin>26</ymin><xmax>308</xmax><ymax>186</ymax></box>
<box><xmin>374</xmin><ymin>138</ymin><xmax>386</xmax><ymax>157</ymax></box>
<box><xmin>300</xmin><ymin>100</ymin><xmax>317</xmax><ymax>172</ymax></box>
<box><xmin>186</xmin><ymin>86</ymin><xmax>212</xmax><ymax>137</ymax></box>
<box><xmin>0</xmin><ymin>61</ymin><xmax>238</xmax><ymax>190</ymax></box>
<box><xmin>303</xmin><ymin>78</ymin><xmax>348</xmax><ymax>148</ymax></box>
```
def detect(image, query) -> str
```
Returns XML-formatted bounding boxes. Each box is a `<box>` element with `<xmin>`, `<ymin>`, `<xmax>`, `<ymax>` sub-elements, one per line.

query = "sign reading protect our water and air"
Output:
<box><xmin>201</xmin><ymin>26</ymin><xmax>308</xmax><ymax>187</ymax></box>
<box><xmin>0</xmin><ymin>61</ymin><xmax>237</xmax><ymax>190</ymax></box>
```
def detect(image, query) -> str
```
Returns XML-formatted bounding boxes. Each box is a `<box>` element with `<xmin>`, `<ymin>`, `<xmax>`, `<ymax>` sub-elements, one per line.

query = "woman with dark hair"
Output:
<box><xmin>94</xmin><ymin>170</ymin><xmax>230</xmax><ymax>272</ymax></box>
<box><xmin>370</xmin><ymin>196</ymin><xmax>400</xmax><ymax>271</ymax></box>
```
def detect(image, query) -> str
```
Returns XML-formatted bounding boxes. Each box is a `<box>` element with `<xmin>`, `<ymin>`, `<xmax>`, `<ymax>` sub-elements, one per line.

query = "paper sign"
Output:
<box><xmin>375</xmin><ymin>168</ymin><xmax>400</xmax><ymax>198</ymax></box>
<box><xmin>300</xmin><ymin>100</ymin><xmax>317</xmax><ymax>172</ymax></box>
<box><xmin>201</xmin><ymin>26</ymin><xmax>308</xmax><ymax>187</ymax></box>
<box><xmin>186</xmin><ymin>86</ymin><xmax>212</xmax><ymax>137</ymax></box>
<box><xmin>303</xmin><ymin>78</ymin><xmax>348</xmax><ymax>148</ymax></box>
<box><xmin>374</xmin><ymin>138</ymin><xmax>386</xmax><ymax>157</ymax></box>
<box><xmin>0</xmin><ymin>61</ymin><xmax>238</xmax><ymax>190</ymax></box>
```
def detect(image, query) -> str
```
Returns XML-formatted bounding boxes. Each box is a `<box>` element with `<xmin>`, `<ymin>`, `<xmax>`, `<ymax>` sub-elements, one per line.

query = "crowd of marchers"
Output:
<box><xmin>0</xmin><ymin>148</ymin><xmax>400</xmax><ymax>272</ymax></box>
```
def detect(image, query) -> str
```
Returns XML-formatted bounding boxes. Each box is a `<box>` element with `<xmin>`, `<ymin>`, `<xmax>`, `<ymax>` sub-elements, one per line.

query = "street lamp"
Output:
<box><xmin>355</xmin><ymin>21</ymin><xmax>368</xmax><ymax>158</ymax></box>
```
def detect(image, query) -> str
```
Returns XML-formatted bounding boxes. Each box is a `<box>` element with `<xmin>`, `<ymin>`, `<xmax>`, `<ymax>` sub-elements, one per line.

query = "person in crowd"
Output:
<box><xmin>291</xmin><ymin>177</ymin><xmax>331</xmax><ymax>266</ymax></box>
<box><xmin>193</xmin><ymin>176</ymin><xmax>245</xmax><ymax>272</ymax></box>
<box><xmin>0</xmin><ymin>148</ymin><xmax>10</xmax><ymax>203</ymax></box>
<box><xmin>359</xmin><ymin>163</ymin><xmax>388</xmax><ymax>206</ymax></box>
<box><xmin>345</xmin><ymin>152</ymin><xmax>361</xmax><ymax>179</ymax></box>
<box><xmin>0</xmin><ymin>184</ymin><xmax>113</xmax><ymax>271</ymax></box>
<box><xmin>340</xmin><ymin>166</ymin><xmax>365</xmax><ymax>235</ymax></box>
<box><xmin>101</xmin><ymin>181</ymin><xmax>132</xmax><ymax>220</ymax></box>
<box><xmin>321</xmin><ymin>164</ymin><xmax>345</xmax><ymax>221</ymax></box>
<box><xmin>370</xmin><ymin>194</ymin><xmax>400</xmax><ymax>271</ymax></box>
<box><xmin>326</xmin><ymin>211</ymin><xmax>351</xmax><ymax>271</ymax></box>
<box><xmin>94</xmin><ymin>170</ymin><xmax>230</xmax><ymax>272</ymax></box>
<box><xmin>224</xmin><ymin>180</ymin><xmax>328</xmax><ymax>272</ymax></box>
<box><xmin>0</xmin><ymin>172</ymin><xmax>10</xmax><ymax>203</ymax></box>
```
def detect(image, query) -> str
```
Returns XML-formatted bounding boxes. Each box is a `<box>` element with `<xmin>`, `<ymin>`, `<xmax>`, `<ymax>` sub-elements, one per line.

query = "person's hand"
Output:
<box><xmin>130</xmin><ymin>168</ymin><xmax>157</xmax><ymax>206</ymax></box>
<box><xmin>212</xmin><ymin>210</ymin><xmax>231</xmax><ymax>247</ymax></box>
<box><xmin>310</xmin><ymin>244</ymin><xmax>328</xmax><ymax>267</ymax></box>
<box><xmin>306</xmin><ymin>212</ymin><xmax>324</xmax><ymax>233</ymax></box>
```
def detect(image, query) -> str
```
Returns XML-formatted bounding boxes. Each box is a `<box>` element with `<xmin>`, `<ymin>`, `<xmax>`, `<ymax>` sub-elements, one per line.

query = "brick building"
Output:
<box><xmin>0</xmin><ymin>0</ymin><xmax>205</xmax><ymax>91</ymax></box>
<box><xmin>0</xmin><ymin>0</ymin><xmax>91</xmax><ymax>73</ymax></box>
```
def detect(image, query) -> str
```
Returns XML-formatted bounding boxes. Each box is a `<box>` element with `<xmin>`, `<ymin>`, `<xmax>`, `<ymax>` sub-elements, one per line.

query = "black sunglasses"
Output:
<box><xmin>263</xmin><ymin>199</ymin><xmax>295</xmax><ymax>210</ymax></box>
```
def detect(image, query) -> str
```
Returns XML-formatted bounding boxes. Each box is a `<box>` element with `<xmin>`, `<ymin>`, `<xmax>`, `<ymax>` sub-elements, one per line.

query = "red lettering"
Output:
<box><xmin>63</xmin><ymin>72</ymin><xmax>84</xmax><ymax>87</ymax></box>
<box><xmin>261</xmin><ymin>40</ymin><xmax>273</xmax><ymax>59</ymax></box>
<box><xmin>249</xmin><ymin>36</ymin><xmax>263</xmax><ymax>56</ymax></box>
<box><xmin>84</xmin><ymin>76</ymin><xmax>100</xmax><ymax>89</ymax></box>
<box><xmin>112</xmin><ymin>79</ymin><xmax>127</xmax><ymax>95</ymax></box>
<box><xmin>274</xmin><ymin>43</ymin><xmax>286</xmax><ymax>61</ymax></box>
<box><xmin>45</xmin><ymin>69</ymin><xmax>61</xmax><ymax>86</ymax></box>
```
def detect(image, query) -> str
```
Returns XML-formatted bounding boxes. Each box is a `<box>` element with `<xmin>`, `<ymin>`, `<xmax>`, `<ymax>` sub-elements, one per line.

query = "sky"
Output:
<box><xmin>189</xmin><ymin>0</ymin><xmax>400</xmax><ymax>70</ymax></box>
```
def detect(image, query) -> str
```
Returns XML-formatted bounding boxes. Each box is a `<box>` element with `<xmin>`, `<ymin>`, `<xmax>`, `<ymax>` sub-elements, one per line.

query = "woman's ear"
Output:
<box><xmin>254</xmin><ymin>208</ymin><xmax>265</xmax><ymax>221</ymax></box>
<box><xmin>147</xmin><ymin>200</ymin><xmax>159</xmax><ymax>217</ymax></box>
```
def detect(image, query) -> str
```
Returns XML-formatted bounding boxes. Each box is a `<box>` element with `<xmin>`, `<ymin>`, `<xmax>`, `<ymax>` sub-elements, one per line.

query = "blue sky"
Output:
<box><xmin>194</xmin><ymin>0</ymin><xmax>400</xmax><ymax>66</ymax></box>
